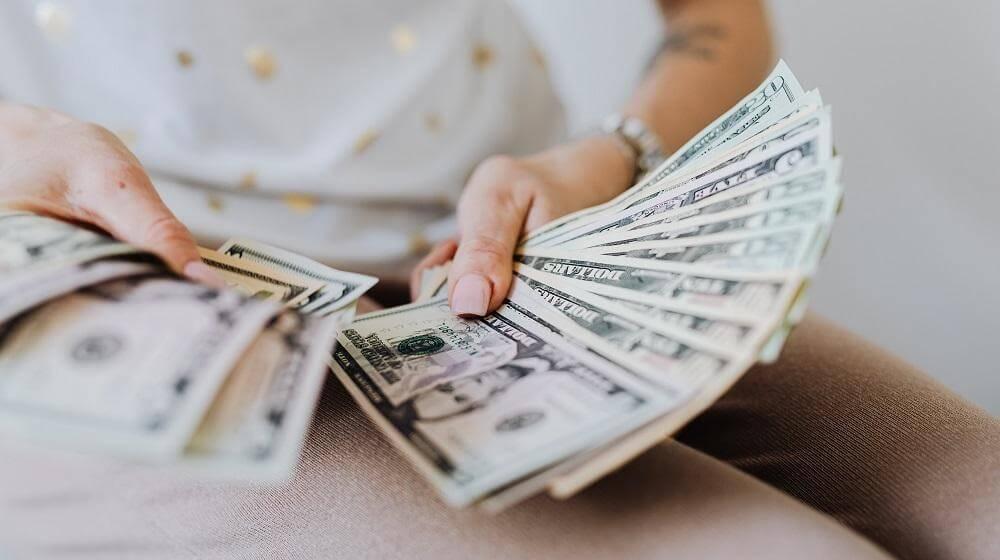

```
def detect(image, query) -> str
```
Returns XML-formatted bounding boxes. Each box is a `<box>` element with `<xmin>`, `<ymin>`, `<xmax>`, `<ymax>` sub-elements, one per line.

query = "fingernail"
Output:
<box><xmin>184</xmin><ymin>261</ymin><xmax>226</xmax><ymax>288</ymax></box>
<box><xmin>451</xmin><ymin>274</ymin><xmax>491</xmax><ymax>317</ymax></box>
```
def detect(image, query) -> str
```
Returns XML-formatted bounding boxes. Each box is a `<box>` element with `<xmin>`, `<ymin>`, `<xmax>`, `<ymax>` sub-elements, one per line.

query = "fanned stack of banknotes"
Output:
<box><xmin>332</xmin><ymin>60</ymin><xmax>841</xmax><ymax>510</ymax></box>
<box><xmin>0</xmin><ymin>59</ymin><xmax>838</xmax><ymax>512</ymax></box>
<box><xmin>0</xmin><ymin>215</ymin><xmax>376</xmax><ymax>481</ymax></box>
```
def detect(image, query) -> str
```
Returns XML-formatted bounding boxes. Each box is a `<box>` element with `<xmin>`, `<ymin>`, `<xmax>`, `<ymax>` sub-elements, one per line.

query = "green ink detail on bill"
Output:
<box><xmin>397</xmin><ymin>334</ymin><xmax>445</xmax><ymax>356</ymax></box>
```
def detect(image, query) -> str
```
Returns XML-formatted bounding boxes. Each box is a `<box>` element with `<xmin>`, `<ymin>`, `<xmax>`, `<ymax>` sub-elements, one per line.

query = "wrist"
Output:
<box><xmin>584</xmin><ymin>134</ymin><xmax>638</xmax><ymax>196</ymax></box>
<box><xmin>600</xmin><ymin>113</ymin><xmax>665</xmax><ymax>181</ymax></box>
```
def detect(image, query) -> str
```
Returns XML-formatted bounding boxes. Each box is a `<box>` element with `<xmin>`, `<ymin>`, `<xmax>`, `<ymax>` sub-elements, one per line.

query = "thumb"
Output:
<box><xmin>80</xmin><ymin>170</ymin><xmax>222</xmax><ymax>287</ymax></box>
<box><xmin>450</xmin><ymin>169</ymin><xmax>531</xmax><ymax>317</ymax></box>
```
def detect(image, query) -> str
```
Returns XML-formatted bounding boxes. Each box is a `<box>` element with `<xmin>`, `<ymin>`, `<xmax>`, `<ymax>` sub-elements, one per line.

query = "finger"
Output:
<box><xmin>72</xmin><ymin>163</ymin><xmax>223</xmax><ymax>287</ymax></box>
<box><xmin>410</xmin><ymin>238</ymin><xmax>458</xmax><ymax>301</ymax></box>
<box><xmin>450</xmin><ymin>165</ymin><xmax>531</xmax><ymax>317</ymax></box>
<box><xmin>356</xmin><ymin>296</ymin><xmax>383</xmax><ymax>315</ymax></box>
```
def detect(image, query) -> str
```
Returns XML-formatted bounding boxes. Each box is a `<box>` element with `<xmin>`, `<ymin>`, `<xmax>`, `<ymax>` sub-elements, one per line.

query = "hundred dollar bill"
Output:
<box><xmin>568</xmin><ymin>160</ymin><xmax>841</xmax><ymax>249</ymax></box>
<box><xmin>183</xmin><ymin>308</ymin><xmax>347</xmax><ymax>481</ymax></box>
<box><xmin>515</xmin><ymin>264</ymin><xmax>768</xmax><ymax>350</ymax></box>
<box><xmin>578</xmin><ymin>188</ymin><xmax>841</xmax><ymax>251</ymax></box>
<box><xmin>218</xmin><ymin>238</ymin><xmax>377</xmax><ymax>315</ymax></box>
<box><xmin>515</xmin><ymin>251</ymin><xmax>804</xmax><ymax>324</ymax></box>
<box><xmin>0</xmin><ymin>211</ymin><xmax>142</xmax><ymax>275</ymax></box>
<box><xmin>0</xmin><ymin>276</ymin><xmax>279</xmax><ymax>460</ymax></box>
<box><xmin>198</xmin><ymin>247</ymin><xmax>322</xmax><ymax>308</ymax></box>
<box><xmin>536</xmin><ymin>108</ymin><xmax>832</xmax><ymax>248</ymax></box>
<box><xmin>522</xmin><ymin>60</ymin><xmax>808</xmax><ymax>247</ymax></box>
<box><xmin>328</xmin><ymin>298</ymin><xmax>677</xmax><ymax>506</ymax></box>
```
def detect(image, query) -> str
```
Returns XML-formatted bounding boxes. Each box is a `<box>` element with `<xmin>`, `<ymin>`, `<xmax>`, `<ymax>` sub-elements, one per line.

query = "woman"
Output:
<box><xmin>0</xmin><ymin>1</ymin><xmax>996</xmax><ymax>558</ymax></box>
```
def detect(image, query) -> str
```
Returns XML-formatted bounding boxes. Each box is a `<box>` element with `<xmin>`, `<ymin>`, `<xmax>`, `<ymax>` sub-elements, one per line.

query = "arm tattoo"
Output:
<box><xmin>648</xmin><ymin>22</ymin><xmax>727</xmax><ymax>69</ymax></box>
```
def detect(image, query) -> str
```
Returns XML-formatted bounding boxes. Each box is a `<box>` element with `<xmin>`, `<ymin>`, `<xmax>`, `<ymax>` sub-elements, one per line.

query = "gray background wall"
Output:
<box><xmin>512</xmin><ymin>1</ymin><xmax>1000</xmax><ymax>412</ymax></box>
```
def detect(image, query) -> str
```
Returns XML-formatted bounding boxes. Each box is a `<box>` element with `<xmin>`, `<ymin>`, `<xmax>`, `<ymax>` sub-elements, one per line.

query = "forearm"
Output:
<box><xmin>625</xmin><ymin>0</ymin><xmax>776</xmax><ymax>154</ymax></box>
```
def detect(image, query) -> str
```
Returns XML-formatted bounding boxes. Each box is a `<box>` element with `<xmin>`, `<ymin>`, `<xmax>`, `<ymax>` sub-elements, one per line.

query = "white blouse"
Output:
<box><xmin>0</xmin><ymin>0</ymin><xmax>566</xmax><ymax>278</ymax></box>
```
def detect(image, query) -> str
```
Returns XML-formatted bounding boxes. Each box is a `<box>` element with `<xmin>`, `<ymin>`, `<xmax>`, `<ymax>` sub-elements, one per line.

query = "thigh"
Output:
<box><xmin>677</xmin><ymin>312</ymin><xmax>1000</xmax><ymax>560</ymax></box>
<box><xmin>1</xmin><ymin>379</ymin><xmax>889</xmax><ymax>560</ymax></box>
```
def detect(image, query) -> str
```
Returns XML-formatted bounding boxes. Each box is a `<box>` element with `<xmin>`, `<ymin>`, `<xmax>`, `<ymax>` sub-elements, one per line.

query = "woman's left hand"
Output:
<box><xmin>410</xmin><ymin>135</ymin><xmax>635</xmax><ymax>317</ymax></box>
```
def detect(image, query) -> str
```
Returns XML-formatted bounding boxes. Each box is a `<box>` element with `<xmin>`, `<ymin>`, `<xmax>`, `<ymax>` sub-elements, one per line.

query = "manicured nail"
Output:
<box><xmin>451</xmin><ymin>274</ymin><xmax>491</xmax><ymax>317</ymax></box>
<box><xmin>184</xmin><ymin>261</ymin><xmax>226</xmax><ymax>288</ymax></box>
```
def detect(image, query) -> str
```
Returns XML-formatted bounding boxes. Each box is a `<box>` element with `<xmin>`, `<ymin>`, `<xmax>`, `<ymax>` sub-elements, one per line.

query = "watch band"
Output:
<box><xmin>600</xmin><ymin>114</ymin><xmax>665</xmax><ymax>181</ymax></box>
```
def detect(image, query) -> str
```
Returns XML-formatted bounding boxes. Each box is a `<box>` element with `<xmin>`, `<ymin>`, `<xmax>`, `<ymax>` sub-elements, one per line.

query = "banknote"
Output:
<box><xmin>0</xmin><ymin>211</ymin><xmax>142</xmax><ymax>275</ymax></box>
<box><xmin>638</xmin><ymin>65</ymin><xmax>812</xmax><ymax>188</ymax></box>
<box><xmin>621</xmin><ymin>88</ymin><xmax>826</xmax><ymax>206</ymax></box>
<box><xmin>515</xmin><ymin>251</ymin><xmax>804</xmax><ymax>323</ymax></box>
<box><xmin>0</xmin><ymin>212</ymin><xmax>374</xmax><ymax>482</ymax></box>
<box><xmin>567</xmin><ymin>161</ymin><xmax>841</xmax><ymax>249</ymax></box>
<box><xmin>515</xmin><ymin>264</ymin><xmax>769</xmax><ymax>350</ymax></box>
<box><xmin>0</xmin><ymin>260</ymin><xmax>156</xmax><ymax>323</ymax></box>
<box><xmin>504</xmin><ymin>279</ymin><xmax>760</xmax><ymax>500</ymax></box>
<box><xmin>218</xmin><ymin>238</ymin><xmax>377</xmax><ymax>315</ymax></box>
<box><xmin>589</xmin><ymin>223</ymin><xmax>825</xmax><ymax>272</ymax></box>
<box><xmin>545</xmin><ymin>322</ymin><xmax>800</xmax><ymax>499</ymax></box>
<box><xmin>521</xmin><ymin>60</ymin><xmax>809</xmax><ymax>247</ymax></box>
<box><xmin>0</xmin><ymin>276</ymin><xmax>279</xmax><ymax>460</ymax></box>
<box><xmin>183</xmin><ymin>308</ymin><xmax>346</xmax><ymax>481</ymax></box>
<box><xmin>508</xmin><ymin>274</ymin><xmax>739</xmax><ymax>390</ymax></box>
<box><xmin>329</xmin><ymin>298</ymin><xmax>677</xmax><ymax>506</ymax></box>
<box><xmin>577</xmin><ymin>188</ymin><xmax>841</xmax><ymax>251</ymax></box>
<box><xmin>533</xmin><ymin>108</ymin><xmax>832</xmax><ymax>248</ymax></box>
<box><xmin>199</xmin><ymin>247</ymin><xmax>323</xmax><ymax>308</ymax></box>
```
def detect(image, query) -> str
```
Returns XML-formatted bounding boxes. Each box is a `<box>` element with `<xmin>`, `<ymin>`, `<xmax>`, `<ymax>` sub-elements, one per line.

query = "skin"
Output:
<box><xmin>0</xmin><ymin>0</ymin><xmax>773</xmax><ymax>314</ymax></box>
<box><xmin>0</xmin><ymin>104</ymin><xmax>223</xmax><ymax>286</ymax></box>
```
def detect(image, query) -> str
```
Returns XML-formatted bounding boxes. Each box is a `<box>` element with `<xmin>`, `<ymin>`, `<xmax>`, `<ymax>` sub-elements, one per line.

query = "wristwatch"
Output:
<box><xmin>600</xmin><ymin>114</ymin><xmax>665</xmax><ymax>182</ymax></box>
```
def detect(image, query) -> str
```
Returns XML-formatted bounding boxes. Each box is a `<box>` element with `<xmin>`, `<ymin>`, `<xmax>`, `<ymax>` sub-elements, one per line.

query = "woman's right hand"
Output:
<box><xmin>0</xmin><ymin>102</ymin><xmax>220</xmax><ymax>285</ymax></box>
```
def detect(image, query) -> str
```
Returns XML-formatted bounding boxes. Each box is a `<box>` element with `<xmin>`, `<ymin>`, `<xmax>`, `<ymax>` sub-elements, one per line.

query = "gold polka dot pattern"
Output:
<box><xmin>472</xmin><ymin>44</ymin><xmax>494</xmax><ymax>69</ymax></box>
<box><xmin>238</xmin><ymin>172</ymin><xmax>257</xmax><ymax>191</ymax></box>
<box><xmin>176</xmin><ymin>50</ymin><xmax>194</xmax><ymax>68</ymax></box>
<box><xmin>424</xmin><ymin>113</ymin><xmax>442</xmax><ymax>132</ymax></box>
<box><xmin>390</xmin><ymin>24</ymin><xmax>417</xmax><ymax>55</ymax></box>
<box><xmin>353</xmin><ymin>129</ymin><xmax>379</xmax><ymax>154</ymax></box>
<box><xmin>282</xmin><ymin>193</ymin><xmax>317</xmax><ymax>214</ymax></box>
<box><xmin>245</xmin><ymin>46</ymin><xmax>277</xmax><ymax>80</ymax></box>
<box><xmin>206</xmin><ymin>194</ymin><xmax>225</xmax><ymax>213</ymax></box>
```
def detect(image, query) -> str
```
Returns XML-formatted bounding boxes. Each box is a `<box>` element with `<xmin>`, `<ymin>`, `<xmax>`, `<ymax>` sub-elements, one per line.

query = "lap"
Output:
<box><xmin>1</xmin><ymin>378</ymin><xmax>888</xmax><ymax>560</ymax></box>
<box><xmin>677</xmin><ymin>312</ymin><xmax>1000</xmax><ymax>560</ymax></box>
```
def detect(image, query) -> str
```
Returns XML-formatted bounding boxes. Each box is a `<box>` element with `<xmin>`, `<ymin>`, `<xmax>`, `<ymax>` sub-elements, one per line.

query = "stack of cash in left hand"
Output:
<box><xmin>0</xmin><ymin>211</ymin><xmax>376</xmax><ymax>482</ymax></box>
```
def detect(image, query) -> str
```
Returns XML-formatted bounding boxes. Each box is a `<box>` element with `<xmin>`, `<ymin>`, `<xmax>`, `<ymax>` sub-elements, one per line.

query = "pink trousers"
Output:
<box><xmin>2</xmin><ymin>313</ymin><xmax>997</xmax><ymax>559</ymax></box>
